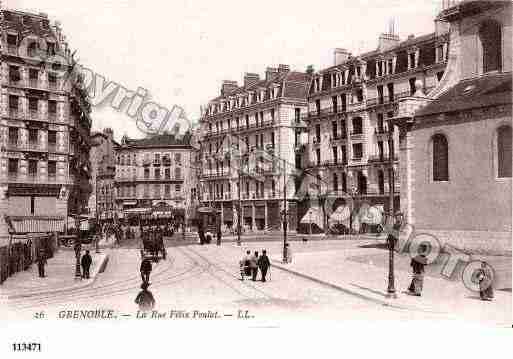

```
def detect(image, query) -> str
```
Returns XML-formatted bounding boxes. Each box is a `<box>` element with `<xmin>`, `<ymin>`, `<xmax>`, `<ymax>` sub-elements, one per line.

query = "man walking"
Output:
<box><xmin>257</xmin><ymin>250</ymin><xmax>271</xmax><ymax>282</ymax></box>
<box><xmin>135</xmin><ymin>282</ymin><xmax>156</xmax><ymax>312</ymax></box>
<box><xmin>250</xmin><ymin>251</ymin><xmax>259</xmax><ymax>281</ymax></box>
<box><xmin>408</xmin><ymin>244</ymin><xmax>428</xmax><ymax>296</ymax></box>
<box><xmin>140</xmin><ymin>256</ymin><xmax>152</xmax><ymax>284</ymax></box>
<box><xmin>81</xmin><ymin>250</ymin><xmax>93</xmax><ymax>279</ymax></box>
<box><xmin>36</xmin><ymin>248</ymin><xmax>47</xmax><ymax>278</ymax></box>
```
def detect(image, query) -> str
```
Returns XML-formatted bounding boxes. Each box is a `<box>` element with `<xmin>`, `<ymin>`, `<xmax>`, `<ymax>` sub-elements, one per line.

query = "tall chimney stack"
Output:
<box><xmin>220</xmin><ymin>80</ymin><xmax>238</xmax><ymax>96</ymax></box>
<box><xmin>243</xmin><ymin>73</ymin><xmax>260</xmax><ymax>87</ymax></box>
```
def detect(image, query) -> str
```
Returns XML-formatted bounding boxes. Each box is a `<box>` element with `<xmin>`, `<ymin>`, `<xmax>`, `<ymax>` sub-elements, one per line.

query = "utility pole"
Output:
<box><xmin>237</xmin><ymin>167</ymin><xmax>241</xmax><ymax>246</ymax></box>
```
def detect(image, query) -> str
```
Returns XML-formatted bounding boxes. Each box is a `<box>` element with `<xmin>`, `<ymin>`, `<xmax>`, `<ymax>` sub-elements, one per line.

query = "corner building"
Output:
<box><xmin>304</xmin><ymin>20</ymin><xmax>449</xmax><ymax>222</ymax></box>
<box><xmin>199</xmin><ymin>65</ymin><xmax>311</xmax><ymax>232</ymax></box>
<box><xmin>0</xmin><ymin>8</ymin><xmax>92</xmax><ymax>237</ymax></box>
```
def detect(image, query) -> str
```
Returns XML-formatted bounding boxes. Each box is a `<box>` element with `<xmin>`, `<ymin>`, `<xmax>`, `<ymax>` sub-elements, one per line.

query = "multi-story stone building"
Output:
<box><xmin>0</xmin><ymin>8</ymin><xmax>92</xmax><ymax>238</ymax></box>
<box><xmin>114</xmin><ymin>132</ymin><xmax>195</xmax><ymax>224</ymax></box>
<box><xmin>199</xmin><ymin>65</ymin><xmax>311</xmax><ymax>231</ymax></box>
<box><xmin>89</xmin><ymin>128</ymin><xmax>118</xmax><ymax>223</ymax></box>
<box><xmin>303</xmin><ymin>19</ymin><xmax>450</xmax><ymax>227</ymax></box>
<box><xmin>394</xmin><ymin>0</ymin><xmax>512</xmax><ymax>253</ymax></box>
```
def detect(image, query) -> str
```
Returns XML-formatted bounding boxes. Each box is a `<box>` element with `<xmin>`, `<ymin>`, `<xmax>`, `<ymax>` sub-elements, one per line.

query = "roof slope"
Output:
<box><xmin>416</xmin><ymin>72</ymin><xmax>512</xmax><ymax>117</ymax></box>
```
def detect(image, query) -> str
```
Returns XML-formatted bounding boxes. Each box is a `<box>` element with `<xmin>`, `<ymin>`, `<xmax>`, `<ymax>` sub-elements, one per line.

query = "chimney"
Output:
<box><xmin>220</xmin><ymin>80</ymin><xmax>238</xmax><ymax>96</ymax></box>
<box><xmin>278</xmin><ymin>64</ymin><xmax>290</xmax><ymax>73</ymax></box>
<box><xmin>334</xmin><ymin>48</ymin><xmax>351</xmax><ymax>66</ymax></box>
<box><xmin>244</xmin><ymin>73</ymin><xmax>260</xmax><ymax>87</ymax></box>
<box><xmin>265</xmin><ymin>67</ymin><xmax>278</xmax><ymax>81</ymax></box>
<box><xmin>378</xmin><ymin>33</ymin><xmax>400</xmax><ymax>52</ymax></box>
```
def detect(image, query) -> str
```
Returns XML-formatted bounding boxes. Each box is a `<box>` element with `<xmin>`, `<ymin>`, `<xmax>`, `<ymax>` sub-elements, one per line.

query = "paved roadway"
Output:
<box><xmin>1</xmin><ymin>241</ymin><xmax>455</xmax><ymax>323</ymax></box>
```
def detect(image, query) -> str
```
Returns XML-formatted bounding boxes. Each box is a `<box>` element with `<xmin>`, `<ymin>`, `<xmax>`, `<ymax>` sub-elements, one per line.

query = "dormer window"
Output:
<box><xmin>479</xmin><ymin>20</ymin><xmax>502</xmax><ymax>73</ymax></box>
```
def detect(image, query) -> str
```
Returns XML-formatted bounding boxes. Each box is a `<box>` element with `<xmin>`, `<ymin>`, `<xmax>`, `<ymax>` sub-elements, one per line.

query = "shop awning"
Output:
<box><xmin>329</xmin><ymin>205</ymin><xmax>351</xmax><ymax>225</ymax></box>
<box><xmin>7</xmin><ymin>216</ymin><xmax>65</xmax><ymax>234</ymax></box>
<box><xmin>300</xmin><ymin>206</ymin><xmax>323</xmax><ymax>227</ymax></box>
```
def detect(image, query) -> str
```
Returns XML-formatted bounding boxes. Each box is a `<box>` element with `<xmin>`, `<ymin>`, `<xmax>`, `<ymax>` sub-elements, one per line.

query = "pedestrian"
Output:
<box><xmin>140</xmin><ymin>256</ymin><xmax>152</xmax><ymax>284</ymax></box>
<box><xmin>36</xmin><ymin>248</ymin><xmax>47</xmax><ymax>278</ymax></box>
<box><xmin>408</xmin><ymin>244</ymin><xmax>428</xmax><ymax>296</ymax></box>
<box><xmin>476</xmin><ymin>261</ymin><xmax>494</xmax><ymax>301</ymax></box>
<box><xmin>250</xmin><ymin>251</ymin><xmax>259</xmax><ymax>281</ymax></box>
<box><xmin>135</xmin><ymin>282</ymin><xmax>156</xmax><ymax>312</ymax></box>
<box><xmin>257</xmin><ymin>250</ymin><xmax>271</xmax><ymax>282</ymax></box>
<box><xmin>81</xmin><ymin>250</ymin><xmax>93</xmax><ymax>279</ymax></box>
<box><xmin>216</xmin><ymin>222</ymin><xmax>222</xmax><ymax>246</ymax></box>
<box><xmin>284</xmin><ymin>243</ymin><xmax>293</xmax><ymax>264</ymax></box>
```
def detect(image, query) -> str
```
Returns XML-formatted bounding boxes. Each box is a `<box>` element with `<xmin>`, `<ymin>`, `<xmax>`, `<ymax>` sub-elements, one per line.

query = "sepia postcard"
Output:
<box><xmin>0</xmin><ymin>0</ymin><xmax>511</xmax><ymax>357</ymax></box>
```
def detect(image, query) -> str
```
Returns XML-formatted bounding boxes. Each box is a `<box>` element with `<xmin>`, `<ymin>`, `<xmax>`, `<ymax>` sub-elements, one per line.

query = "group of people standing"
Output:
<box><xmin>240</xmin><ymin>250</ymin><xmax>271</xmax><ymax>282</ymax></box>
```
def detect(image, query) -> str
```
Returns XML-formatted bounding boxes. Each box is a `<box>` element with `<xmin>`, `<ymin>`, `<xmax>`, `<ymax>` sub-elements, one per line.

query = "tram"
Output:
<box><xmin>194</xmin><ymin>207</ymin><xmax>221</xmax><ymax>244</ymax></box>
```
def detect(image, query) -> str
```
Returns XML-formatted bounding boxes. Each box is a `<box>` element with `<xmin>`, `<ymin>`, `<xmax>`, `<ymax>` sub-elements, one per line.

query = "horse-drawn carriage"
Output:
<box><xmin>140</xmin><ymin>231</ymin><xmax>166</xmax><ymax>262</ymax></box>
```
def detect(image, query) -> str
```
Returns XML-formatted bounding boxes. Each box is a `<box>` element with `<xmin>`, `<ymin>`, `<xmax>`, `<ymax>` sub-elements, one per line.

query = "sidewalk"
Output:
<box><xmin>269</xmin><ymin>247</ymin><xmax>511</xmax><ymax>326</ymax></box>
<box><xmin>0</xmin><ymin>247</ymin><xmax>110</xmax><ymax>299</ymax></box>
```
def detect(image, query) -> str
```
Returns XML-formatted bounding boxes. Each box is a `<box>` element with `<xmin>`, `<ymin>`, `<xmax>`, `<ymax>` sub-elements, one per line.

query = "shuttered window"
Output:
<box><xmin>432</xmin><ymin>134</ymin><xmax>449</xmax><ymax>181</ymax></box>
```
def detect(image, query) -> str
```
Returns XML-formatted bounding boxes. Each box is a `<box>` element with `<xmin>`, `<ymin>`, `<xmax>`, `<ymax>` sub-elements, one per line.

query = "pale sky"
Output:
<box><xmin>6</xmin><ymin>0</ymin><xmax>442</xmax><ymax>141</ymax></box>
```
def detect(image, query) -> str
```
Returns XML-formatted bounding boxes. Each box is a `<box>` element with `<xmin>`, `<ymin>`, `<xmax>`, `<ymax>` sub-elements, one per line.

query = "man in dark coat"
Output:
<box><xmin>476</xmin><ymin>261</ymin><xmax>494</xmax><ymax>301</ymax></box>
<box><xmin>81</xmin><ymin>250</ymin><xmax>93</xmax><ymax>279</ymax></box>
<box><xmin>257</xmin><ymin>250</ymin><xmax>271</xmax><ymax>282</ymax></box>
<box><xmin>135</xmin><ymin>282</ymin><xmax>155</xmax><ymax>312</ymax></box>
<box><xmin>140</xmin><ymin>256</ymin><xmax>152</xmax><ymax>284</ymax></box>
<box><xmin>408</xmin><ymin>244</ymin><xmax>428</xmax><ymax>296</ymax></box>
<box><xmin>250</xmin><ymin>251</ymin><xmax>259</xmax><ymax>281</ymax></box>
<box><xmin>36</xmin><ymin>248</ymin><xmax>47</xmax><ymax>278</ymax></box>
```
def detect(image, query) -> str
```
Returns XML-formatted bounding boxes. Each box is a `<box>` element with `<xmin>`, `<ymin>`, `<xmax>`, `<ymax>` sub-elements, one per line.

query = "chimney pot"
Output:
<box><xmin>244</xmin><ymin>73</ymin><xmax>260</xmax><ymax>87</ymax></box>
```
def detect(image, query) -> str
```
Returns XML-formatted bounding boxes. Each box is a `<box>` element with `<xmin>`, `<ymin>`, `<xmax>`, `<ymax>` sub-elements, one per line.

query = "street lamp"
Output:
<box><xmin>385</xmin><ymin>117</ymin><xmax>397</xmax><ymax>298</ymax></box>
<box><xmin>348</xmin><ymin>185</ymin><xmax>358</xmax><ymax>234</ymax></box>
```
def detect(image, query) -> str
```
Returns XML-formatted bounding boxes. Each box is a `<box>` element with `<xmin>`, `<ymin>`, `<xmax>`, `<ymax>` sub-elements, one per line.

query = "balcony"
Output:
<box><xmin>350</xmin><ymin>131</ymin><xmax>364</xmax><ymax>140</ymax></box>
<box><xmin>153</xmin><ymin>160</ymin><xmax>161</xmax><ymax>166</ymax></box>
<box><xmin>330</xmin><ymin>135</ymin><xmax>347</xmax><ymax>144</ymax></box>
<box><xmin>27</xmin><ymin>142</ymin><xmax>44</xmax><ymax>152</ymax></box>
<box><xmin>8</xmin><ymin>108</ymin><xmax>23</xmax><ymax>119</ymax></box>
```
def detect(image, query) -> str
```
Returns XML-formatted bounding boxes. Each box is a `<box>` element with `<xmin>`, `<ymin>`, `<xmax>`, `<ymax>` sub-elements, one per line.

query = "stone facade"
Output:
<box><xmin>395</xmin><ymin>1</ymin><xmax>512</xmax><ymax>253</ymax></box>
<box><xmin>0</xmin><ymin>7</ymin><xmax>91</xmax><ymax>240</ymax></box>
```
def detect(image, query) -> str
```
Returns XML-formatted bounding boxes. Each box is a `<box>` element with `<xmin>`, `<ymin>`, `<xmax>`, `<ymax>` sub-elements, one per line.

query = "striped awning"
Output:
<box><xmin>6</xmin><ymin>216</ymin><xmax>65</xmax><ymax>234</ymax></box>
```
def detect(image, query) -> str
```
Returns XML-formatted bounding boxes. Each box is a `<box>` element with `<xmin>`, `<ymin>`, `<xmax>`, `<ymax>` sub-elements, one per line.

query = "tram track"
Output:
<box><xmin>8</xmin><ymin>248</ymin><xmax>204</xmax><ymax>310</ymax></box>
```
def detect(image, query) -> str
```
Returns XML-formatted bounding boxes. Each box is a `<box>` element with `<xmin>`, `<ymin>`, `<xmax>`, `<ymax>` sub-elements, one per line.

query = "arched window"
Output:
<box><xmin>432</xmin><ymin>134</ymin><xmax>449</xmax><ymax>181</ymax></box>
<box><xmin>479</xmin><ymin>20</ymin><xmax>502</xmax><ymax>73</ymax></box>
<box><xmin>497</xmin><ymin>126</ymin><xmax>512</xmax><ymax>178</ymax></box>
<box><xmin>333</xmin><ymin>173</ymin><xmax>338</xmax><ymax>192</ymax></box>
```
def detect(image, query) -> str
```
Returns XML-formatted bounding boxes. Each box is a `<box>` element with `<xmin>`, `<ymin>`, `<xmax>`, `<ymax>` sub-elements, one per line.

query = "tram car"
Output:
<box><xmin>140</xmin><ymin>230</ymin><xmax>166</xmax><ymax>262</ymax></box>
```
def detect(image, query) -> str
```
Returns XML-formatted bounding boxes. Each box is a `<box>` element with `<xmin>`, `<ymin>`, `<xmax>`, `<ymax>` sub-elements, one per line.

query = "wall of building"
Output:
<box><xmin>408</xmin><ymin>111</ymin><xmax>512</xmax><ymax>252</ymax></box>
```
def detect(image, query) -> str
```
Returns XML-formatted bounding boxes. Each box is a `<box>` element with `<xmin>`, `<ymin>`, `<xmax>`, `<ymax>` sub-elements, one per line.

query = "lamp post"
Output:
<box><xmin>282</xmin><ymin>158</ymin><xmax>288</xmax><ymax>263</ymax></box>
<box><xmin>349</xmin><ymin>185</ymin><xmax>358</xmax><ymax>234</ymax></box>
<box><xmin>386</xmin><ymin>117</ymin><xmax>397</xmax><ymax>298</ymax></box>
<box><xmin>237</xmin><ymin>165</ymin><xmax>242</xmax><ymax>246</ymax></box>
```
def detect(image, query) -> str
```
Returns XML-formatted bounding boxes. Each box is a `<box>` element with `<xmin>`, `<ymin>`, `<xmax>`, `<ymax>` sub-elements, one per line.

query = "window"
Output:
<box><xmin>9</xmin><ymin>66</ymin><xmax>20</xmax><ymax>83</ymax></box>
<box><xmin>9</xmin><ymin>95</ymin><xmax>19</xmax><ymax>110</ymax></box>
<box><xmin>154</xmin><ymin>168</ymin><xmax>161</xmax><ymax>179</ymax></box>
<box><xmin>352</xmin><ymin>117</ymin><xmax>363</xmax><ymax>134</ymax></box>
<box><xmin>28</xmin><ymin>128</ymin><xmax>38</xmax><ymax>144</ymax></box>
<box><xmin>316</xmin><ymin>148</ymin><xmax>321</xmax><ymax>166</ymax></box>
<box><xmin>479</xmin><ymin>21</ymin><xmax>502</xmax><ymax>73</ymax></box>
<box><xmin>175</xmin><ymin>167</ymin><xmax>182</xmax><ymax>179</ymax></box>
<box><xmin>165</xmin><ymin>184</ymin><xmax>171</xmax><ymax>198</ymax></box>
<box><xmin>28</xmin><ymin>160</ymin><xmax>38</xmax><ymax>177</ymax></box>
<box><xmin>436</xmin><ymin>44</ymin><xmax>445</xmax><ymax>63</ymax></box>
<box><xmin>497</xmin><ymin>126</ymin><xmax>512</xmax><ymax>178</ymax></box>
<box><xmin>387</xmin><ymin>83</ymin><xmax>394</xmax><ymax>102</ymax></box>
<box><xmin>47</xmin><ymin>42</ymin><xmax>56</xmax><ymax>56</ymax></box>
<box><xmin>48</xmin><ymin>161</ymin><xmax>57</xmax><ymax>177</ymax></box>
<box><xmin>332</xmin><ymin>96</ymin><xmax>338</xmax><ymax>113</ymax></box>
<box><xmin>154</xmin><ymin>153</ymin><xmax>160</xmax><ymax>164</ymax></box>
<box><xmin>48</xmin><ymin>100</ymin><xmax>57</xmax><ymax>116</ymax></box>
<box><xmin>174</xmin><ymin>153</ymin><xmax>181</xmax><ymax>164</ymax></box>
<box><xmin>342</xmin><ymin>173</ymin><xmax>347</xmax><ymax>192</ymax></box>
<box><xmin>387</xmin><ymin>59</ymin><xmax>393</xmax><ymax>74</ymax></box>
<box><xmin>377</xmin><ymin>85</ymin><xmax>384</xmax><ymax>104</ymax></box>
<box><xmin>372</xmin><ymin>170</ymin><xmax>383</xmax><ymax>196</ymax></box>
<box><xmin>315</xmin><ymin>124</ymin><xmax>321</xmax><ymax>142</ymax></box>
<box><xmin>378</xmin><ymin>141</ymin><xmax>384</xmax><ymax>161</ymax></box>
<box><xmin>295</xmin><ymin>108</ymin><xmax>300</xmax><ymax>123</ymax></box>
<box><xmin>27</xmin><ymin>41</ymin><xmax>37</xmax><ymax>57</ymax></box>
<box><xmin>315</xmin><ymin>99</ymin><xmax>321</xmax><ymax>115</ymax></box>
<box><xmin>333</xmin><ymin>173</ymin><xmax>338</xmax><ymax>192</ymax></box>
<box><xmin>409</xmin><ymin>77</ymin><xmax>417</xmax><ymax>96</ymax></box>
<box><xmin>48</xmin><ymin>73</ymin><xmax>57</xmax><ymax>88</ymax></box>
<box><xmin>165</xmin><ymin>168</ymin><xmax>170</xmax><ymax>179</ymax></box>
<box><xmin>144</xmin><ymin>168</ymin><xmax>150</xmax><ymax>179</ymax></box>
<box><xmin>432</xmin><ymin>134</ymin><xmax>449</xmax><ymax>181</ymax></box>
<box><xmin>270</xmin><ymin>108</ymin><xmax>275</xmax><ymax>122</ymax></box>
<box><xmin>48</xmin><ymin>130</ymin><xmax>57</xmax><ymax>148</ymax></box>
<box><xmin>8</xmin><ymin>127</ymin><xmax>18</xmax><ymax>144</ymax></box>
<box><xmin>341</xmin><ymin>146</ymin><xmax>347</xmax><ymax>164</ymax></box>
<box><xmin>353</xmin><ymin>143</ymin><xmax>363</xmax><ymax>159</ymax></box>
<box><xmin>377</xmin><ymin>113</ymin><xmax>384</xmax><ymax>133</ymax></box>
<box><xmin>8</xmin><ymin>159</ymin><xmax>18</xmax><ymax>175</ymax></box>
<box><xmin>29</xmin><ymin>68</ymin><xmax>38</xmax><ymax>86</ymax></box>
<box><xmin>332</xmin><ymin>147</ymin><xmax>338</xmax><ymax>164</ymax></box>
<box><xmin>341</xmin><ymin>94</ymin><xmax>347</xmax><ymax>112</ymax></box>
<box><xmin>332</xmin><ymin>121</ymin><xmax>338</xmax><ymax>139</ymax></box>
<box><xmin>271</xmin><ymin>132</ymin><xmax>275</xmax><ymax>147</ymax></box>
<box><xmin>29</xmin><ymin>98</ymin><xmax>38</xmax><ymax>114</ymax></box>
<box><xmin>357</xmin><ymin>171</ymin><xmax>367</xmax><ymax>194</ymax></box>
<box><xmin>356</xmin><ymin>89</ymin><xmax>363</xmax><ymax>103</ymax></box>
<box><xmin>153</xmin><ymin>184</ymin><xmax>161</xmax><ymax>198</ymax></box>
<box><xmin>7</xmin><ymin>34</ymin><xmax>17</xmax><ymax>46</ymax></box>
<box><xmin>409</xmin><ymin>52</ymin><xmax>416</xmax><ymax>69</ymax></box>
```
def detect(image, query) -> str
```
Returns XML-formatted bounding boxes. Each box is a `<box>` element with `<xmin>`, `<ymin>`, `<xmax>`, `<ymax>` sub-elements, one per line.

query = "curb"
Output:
<box><xmin>5</xmin><ymin>251</ymin><xmax>110</xmax><ymax>300</ymax></box>
<box><xmin>270</xmin><ymin>260</ymin><xmax>409</xmax><ymax>310</ymax></box>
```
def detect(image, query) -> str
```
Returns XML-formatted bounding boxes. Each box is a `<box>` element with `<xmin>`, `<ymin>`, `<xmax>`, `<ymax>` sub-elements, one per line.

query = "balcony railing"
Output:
<box><xmin>9</xmin><ymin>108</ymin><xmax>22</xmax><ymax>119</ymax></box>
<box><xmin>48</xmin><ymin>112</ymin><xmax>57</xmax><ymax>121</ymax></box>
<box><xmin>29</xmin><ymin>79</ymin><xmax>39</xmax><ymax>88</ymax></box>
